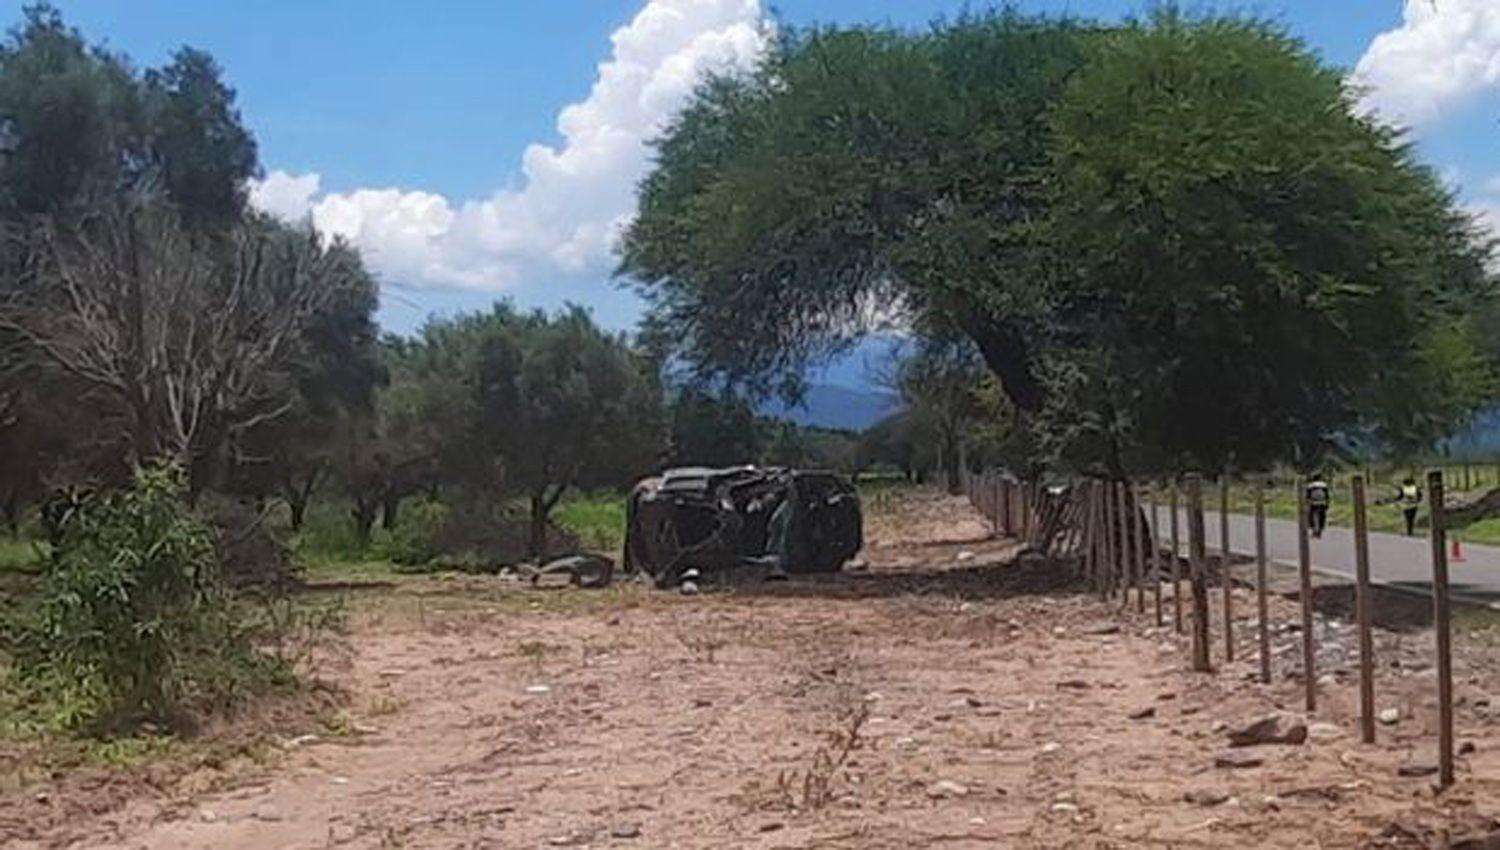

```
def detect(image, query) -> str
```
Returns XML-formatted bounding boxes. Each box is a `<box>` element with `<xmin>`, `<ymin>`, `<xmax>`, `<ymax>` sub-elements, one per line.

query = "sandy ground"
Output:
<box><xmin>6</xmin><ymin>488</ymin><xmax>1500</xmax><ymax>849</ymax></box>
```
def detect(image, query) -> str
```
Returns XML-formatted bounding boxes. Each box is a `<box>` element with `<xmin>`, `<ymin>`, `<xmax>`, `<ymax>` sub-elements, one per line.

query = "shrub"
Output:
<box><xmin>387</xmin><ymin>496</ymin><xmax>451</xmax><ymax>566</ymax></box>
<box><xmin>9</xmin><ymin>464</ymin><xmax>283</xmax><ymax>735</ymax></box>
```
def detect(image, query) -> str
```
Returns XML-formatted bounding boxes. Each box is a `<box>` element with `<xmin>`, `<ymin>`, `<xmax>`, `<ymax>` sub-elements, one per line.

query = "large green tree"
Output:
<box><xmin>620</xmin><ymin>9</ymin><xmax>1495</xmax><ymax>475</ymax></box>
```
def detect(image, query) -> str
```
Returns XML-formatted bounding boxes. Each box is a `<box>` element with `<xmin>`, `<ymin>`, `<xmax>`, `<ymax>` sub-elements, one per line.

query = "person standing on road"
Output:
<box><xmin>1306</xmin><ymin>474</ymin><xmax>1331</xmax><ymax>538</ymax></box>
<box><xmin>1395</xmin><ymin>476</ymin><xmax>1423</xmax><ymax>537</ymax></box>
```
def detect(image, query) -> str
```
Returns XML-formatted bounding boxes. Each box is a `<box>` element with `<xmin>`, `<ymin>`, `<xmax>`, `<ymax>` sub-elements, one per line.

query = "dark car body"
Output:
<box><xmin>624</xmin><ymin>466</ymin><xmax>862</xmax><ymax>585</ymax></box>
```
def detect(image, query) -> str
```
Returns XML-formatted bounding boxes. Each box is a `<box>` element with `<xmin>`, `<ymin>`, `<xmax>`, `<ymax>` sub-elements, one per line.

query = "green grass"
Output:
<box><xmin>0</xmin><ymin>537</ymin><xmax>45</xmax><ymax>574</ymax></box>
<box><xmin>554</xmin><ymin>492</ymin><xmax>627</xmax><ymax>555</ymax></box>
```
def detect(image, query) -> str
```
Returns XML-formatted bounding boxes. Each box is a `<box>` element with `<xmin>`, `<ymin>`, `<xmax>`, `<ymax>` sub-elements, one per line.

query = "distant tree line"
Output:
<box><xmin>0</xmin><ymin>6</ymin><xmax>883</xmax><ymax>567</ymax></box>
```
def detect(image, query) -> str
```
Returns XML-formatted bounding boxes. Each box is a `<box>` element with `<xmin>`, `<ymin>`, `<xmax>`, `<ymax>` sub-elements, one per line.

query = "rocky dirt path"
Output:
<box><xmin>9</xmin><ymin>490</ymin><xmax>1500</xmax><ymax>849</ymax></box>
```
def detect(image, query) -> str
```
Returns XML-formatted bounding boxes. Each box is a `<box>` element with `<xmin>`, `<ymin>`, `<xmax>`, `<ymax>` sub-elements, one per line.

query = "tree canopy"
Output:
<box><xmin>620</xmin><ymin>9</ymin><xmax>1497</xmax><ymax>475</ymax></box>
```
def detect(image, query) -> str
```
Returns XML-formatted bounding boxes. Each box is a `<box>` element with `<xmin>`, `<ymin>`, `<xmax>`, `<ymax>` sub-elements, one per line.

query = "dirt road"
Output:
<box><xmin>8</xmin><ymin>490</ymin><xmax>1500</xmax><ymax>848</ymax></box>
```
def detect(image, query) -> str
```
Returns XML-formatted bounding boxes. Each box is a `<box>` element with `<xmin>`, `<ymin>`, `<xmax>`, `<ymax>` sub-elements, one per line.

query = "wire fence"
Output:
<box><xmin>961</xmin><ymin>467</ymin><xmax>1463</xmax><ymax>789</ymax></box>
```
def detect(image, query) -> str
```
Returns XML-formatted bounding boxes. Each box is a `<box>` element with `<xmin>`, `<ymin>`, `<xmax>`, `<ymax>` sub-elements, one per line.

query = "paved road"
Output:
<box><xmin>1162</xmin><ymin>508</ymin><xmax>1500</xmax><ymax>607</ymax></box>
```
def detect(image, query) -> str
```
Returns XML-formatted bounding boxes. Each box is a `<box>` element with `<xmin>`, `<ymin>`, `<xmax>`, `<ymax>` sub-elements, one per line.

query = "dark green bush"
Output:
<box><xmin>9</xmin><ymin>464</ymin><xmax>283</xmax><ymax>734</ymax></box>
<box><xmin>387</xmin><ymin>496</ymin><xmax>451</xmax><ymax>567</ymax></box>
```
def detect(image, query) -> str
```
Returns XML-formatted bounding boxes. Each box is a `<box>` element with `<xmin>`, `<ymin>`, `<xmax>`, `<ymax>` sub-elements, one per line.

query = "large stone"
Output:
<box><xmin>1377</xmin><ymin>707</ymin><xmax>1401</xmax><ymax>725</ymax></box>
<box><xmin>1228</xmin><ymin>715</ymin><xmax>1307</xmax><ymax>747</ymax></box>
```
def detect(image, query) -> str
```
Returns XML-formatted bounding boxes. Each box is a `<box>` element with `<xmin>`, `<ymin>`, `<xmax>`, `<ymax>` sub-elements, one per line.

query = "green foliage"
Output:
<box><xmin>0</xmin><ymin>3</ymin><xmax>258</xmax><ymax>221</ymax></box>
<box><xmin>8</xmin><ymin>464</ymin><xmax>281</xmax><ymax>735</ymax></box>
<box><xmin>402</xmin><ymin>304</ymin><xmax>665</xmax><ymax>558</ymax></box>
<box><xmin>386</xmin><ymin>496</ymin><xmax>450</xmax><ymax>567</ymax></box>
<box><xmin>553</xmin><ymin>492</ymin><xmax>627</xmax><ymax>555</ymax></box>
<box><xmin>622</xmin><ymin>8</ymin><xmax>1496</xmax><ymax>476</ymax></box>
<box><xmin>1044</xmin><ymin>10</ymin><xmax>1494</xmax><ymax>472</ymax></box>
<box><xmin>669</xmin><ymin>388</ymin><xmax>762</xmax><ymax>466</ymax></box>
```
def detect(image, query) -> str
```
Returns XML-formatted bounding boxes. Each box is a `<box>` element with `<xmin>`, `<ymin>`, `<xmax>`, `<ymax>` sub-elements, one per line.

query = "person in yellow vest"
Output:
<box><xmin>1395</xmin><ymin>477</ymin><xmax>1422</xmax><ymax>537</ymax></box>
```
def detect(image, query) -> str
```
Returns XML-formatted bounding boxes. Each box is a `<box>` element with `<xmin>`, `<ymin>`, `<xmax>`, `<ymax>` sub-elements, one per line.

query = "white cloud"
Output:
<box><xmin>1354</xmin><ymin>0</ymin><xmax>1500</xmax><ymax>128</ymax></box>
<box><xmin>249</xmin><ymin>0</ymin><xmax>768</xmax><ymax>291</ymax></box>
<box><xmin>248</xmin><ymin>170</ymin><xmax>321</xmax><ymax>222</ymax></box>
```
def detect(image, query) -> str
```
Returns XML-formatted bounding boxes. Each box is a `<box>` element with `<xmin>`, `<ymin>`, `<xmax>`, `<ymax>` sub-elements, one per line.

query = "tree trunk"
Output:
<box><xmin>381</xmin><ymin>489</ymin><xmax>401</xmax><ymax>531</ymax></box>
<box><xmin>288</xmin><ymin>496</ymin><xmax>307</xmax><ymax>532</ymax></box>
<box><xmin>529</xmin><ymin>493</ymin><xmax>548</xmax><ymax>562</ymax></box>
<box><xmin>942</xmin><ymin>431</ymin><xmax>961</xmax><ymax>495</ymax></box>
<box><xmin>351</xmin><ymin>498</ymin><xmax>378</xmax><ymax>546</ymax></box>
<box><xmin>3</xmin><ymin>495</ymin><xmax>19</xmax><ymax>539</ymax></box>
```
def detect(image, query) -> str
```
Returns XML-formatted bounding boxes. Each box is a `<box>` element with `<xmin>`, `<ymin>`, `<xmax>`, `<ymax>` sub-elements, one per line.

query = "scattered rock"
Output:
<box><xmin>1215</xmin><ymin>751</ymin><xmax>1265</xmax><ymax>769</ymax></box>
<box><xmin>1228</xmin><ymin>716</ymin><xmax>1308</xmax><ymax>747</ymax></box>
<box><xmin>955</xmin><ymin>550</ymin><xmax>976</xmax><ymax>562</ymax></box>
<box><xmin>1057</xmin><ymin>680</ymin><xmax>1091</xmax><ymax>690</ymax></box>
<box><xmin>611</xmin><ymin>823</ymin><xmax>642</xmax><ymax>839</ymax></box>
<box><xmin>1377</xmin><ymin>708</ymin><xmax>1400</xmax><ymax>725</ymax></box>
<box><xmin>1459</xmin><ymin>741</ymin><xmax>1477</xmax><ymax>756</ymax></box>
<box><xmin>1039</xmin><ymin>742</ymin><xmax>1062</xmax><ymax>755</ymax></box>
<box><xmin>1050</xmin><ymin>802</ymin><xmax>1080</xmax><ymax>814</ymax></box>
<box><xmin>1128</xmin><ymin>707</ymin><xmax>1157</xmax><ymax>720</ymax></box>
<box><xmin>679</xmin><ymin>580</ymin><xmax>701</xmax><ymax>596</ymax></box>
<box><xmin>1081</xmin><ymin>623</ymin><xmax>1121</xmax><ymax>636</ymax></box>
<box><xmin>525</xmin><ymin>685</ymin><xmax>552</xmax><ymax>695</ymax></box>
<box><xmin>759</xmin><ymin>822</ymin><xmax>785</xmax><ymax>833</ymax></box>
<box><xmin>283</xmin><ymin>733</ymin><xmax>320</xmax><ymax>750</ymax></box>
<box><xmin>1184</xmin><ymin>789</ymin><xmax>1230</xmax><ymax>807</ymax></box>
<box><xmin>1181</xmin><ymin>706</ymin><xmax>1201</xmax><ymax>716</ymax></box>
<box><xmin>1157</xmin><ymin>692</ymin><xmax>1177</xmax><ymax>701</ymax></box>
<box><xmin>928</xmin><ymin>780</ymin><xmax>970</xmax><ymax>799</ymax></box>
<box><xmin>1397</xmin><ymin>762</ymin><xmax>1438</xmax><ymax>778</ymax></box>
<box><xmin>1210</xmin><ymin>720</ymin><xmax>1229</xmax><ymax>734</ymax></box>
<box><xmin>1308</xmin><ymin>723</ymin><xmax>1343</xmax><ymax>742</ymax></box>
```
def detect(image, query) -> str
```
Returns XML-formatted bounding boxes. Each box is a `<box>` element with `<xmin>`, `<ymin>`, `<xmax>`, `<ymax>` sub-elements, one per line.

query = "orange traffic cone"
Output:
<box><xmin>1451</xmin><ymin>536</ymin><xmax>1466</xmax><ymax>563</ymax></box>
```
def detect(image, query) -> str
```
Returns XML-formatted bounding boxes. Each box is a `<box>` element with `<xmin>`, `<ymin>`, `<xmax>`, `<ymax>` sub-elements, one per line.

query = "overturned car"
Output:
<box><xmin>624</xmin><ymin>466</ymin><xmax>862</xmax><ymax>587</ymax></box>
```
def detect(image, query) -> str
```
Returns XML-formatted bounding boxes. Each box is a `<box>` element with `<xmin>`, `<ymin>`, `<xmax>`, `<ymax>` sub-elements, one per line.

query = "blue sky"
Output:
<box><xmin>12</xmin><ymin>2</ymin><xmax>1500</xmax><ymax>337</ymax></box>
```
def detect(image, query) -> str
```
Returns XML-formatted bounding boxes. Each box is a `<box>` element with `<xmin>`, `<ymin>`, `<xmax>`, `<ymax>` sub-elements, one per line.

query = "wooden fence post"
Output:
<box><xmin>1134</xmin><ymin>482</ymin><xmax>1147</xmax><ymax>614</ymax></box>
<box><xmin>1297</xmin><ymin>477</ymin><xmax>1317</xmax><ymax>712</ymax></box>
<box><xmin>1170</xmin><ymin>485</ymin><xmax>1183</xmax><ymax>634</ymax></box>
<box><xmin>1255</xmin><ymin>485</ymin><xmax>1270</xmax><ymax>684</ymax></box>
<box><xmin>1428</xmin><ymin>469</ymin><xmax>1455</xmax><ymax>788</ymax></box>
<box><xmin>1352</xmin><ymin>475</ymin><xmax>1375</xmax><ymax>744</ymax></box>
<box><xmin>1220</xmin><ymin>477</ymin><xmax>1233</xmax><ymax>662</ymax></box>
<box><xmin>1186</xmin><ymin>474</ymin><xmax>1212</xmax><ymax>672</ymax></box>
<box><xmin>992</xmin><ymin>476</ymin><xmax>1002</xmax><ymax>537</ymax></box>
<box><xmin>1090</xmin><ymin>483</ymin><xmax>1103</xmax><ymax>593</ymax></box>
<box><xmin>1150</xmin><ymin>484</ymin><xmax>1163</xmax><ymax>627</ymax></box>
<box><xmin>1115</xmin><ymin>482</ymin><xmax>1130</xmax><ymax>607</ymax></box>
